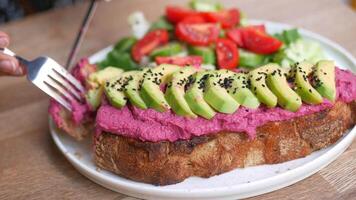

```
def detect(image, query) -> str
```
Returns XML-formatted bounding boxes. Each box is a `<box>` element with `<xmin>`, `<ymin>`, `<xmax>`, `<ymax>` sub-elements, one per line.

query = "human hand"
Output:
<box><xmin>0</xmin><ymin>31</ymin><xmax>25</xmax><ymax>76</ymax></box>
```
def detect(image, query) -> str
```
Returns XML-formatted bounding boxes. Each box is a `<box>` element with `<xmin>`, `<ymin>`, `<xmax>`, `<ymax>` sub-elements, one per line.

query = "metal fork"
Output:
<box><xmin>1</xmin><ymin>48</ymin><xmax>85</xmax><ymax>111</ymax></box>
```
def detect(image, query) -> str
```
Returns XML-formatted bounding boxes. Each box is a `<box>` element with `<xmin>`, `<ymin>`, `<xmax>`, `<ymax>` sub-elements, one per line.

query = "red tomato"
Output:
<box><xmin>155</xmin><ymin>56</ymin><xmax>203</xmax><ymax>67</ymax></box>
<box><xmin>180</xmin><ymin>15</ymin><xmax>206</xmax><ymax>24</ymax></box>
<box><xmin>216</xmin><ymin>38</ymin><xmax>239</xmax><ymax>70</ymax></box>
<box><xmin>241</xmin><ymin>28</ymin><xmax>282</xmax><ymax>54</ymax></box>
<box><xmin>175</xmin><ymin>23</ymin><xmax>219</xmax><ymax>46</ymax></box>
<box><xmin>226</xmin><ymin>28</ymin><xmax>243</xmax><ymax>47</ymax></box>
<box><xmin>203</xmin><ymin>9</ymin><xmax>240</xmax><ymax>29</ymax></box>
<box><xmin>251</xmin><ymin>25</ymin><xmax>266</xmax><ymax>33</ymax></box>
<box><xmin>226</xmin><ymin>25</ymin><xmax>266</xmax><ymax>47</ymax></box>
<box><xmin>131</xmin><ymin>29</ymin><xmax>169</xmax><ymax>62</ymax></box>
<box><xmin>166</xmin><ymin>6</ymin><xmax>201</xmax><ymax>23</ymax></box>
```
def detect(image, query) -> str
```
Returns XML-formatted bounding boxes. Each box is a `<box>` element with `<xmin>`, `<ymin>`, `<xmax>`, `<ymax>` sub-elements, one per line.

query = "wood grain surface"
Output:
<box><xmin>0</xmin><ymin>0</ymin><xmax>355</xmax><ymax>199</ymax></box>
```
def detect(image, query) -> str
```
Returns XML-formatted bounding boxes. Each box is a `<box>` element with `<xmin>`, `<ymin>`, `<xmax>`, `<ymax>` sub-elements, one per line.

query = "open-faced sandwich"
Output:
<box><xmin>49</xmin><ymin>0</ymin><xmax>356</xmax><ymax>185</ymax></box>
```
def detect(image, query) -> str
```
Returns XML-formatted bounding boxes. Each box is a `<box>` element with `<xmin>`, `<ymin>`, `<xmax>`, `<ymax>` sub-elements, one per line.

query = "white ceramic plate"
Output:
<box><xmin>50</xmin><ymin>20</ymin><xmax>356</xmax><ymax>200</ymax></box>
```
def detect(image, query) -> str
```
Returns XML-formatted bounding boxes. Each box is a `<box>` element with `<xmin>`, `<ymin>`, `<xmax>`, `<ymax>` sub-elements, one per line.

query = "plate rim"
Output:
<box><xmin>51</xmin><ymin>19</ymin><xmax>356</xmax><ymax>199</ymax></box>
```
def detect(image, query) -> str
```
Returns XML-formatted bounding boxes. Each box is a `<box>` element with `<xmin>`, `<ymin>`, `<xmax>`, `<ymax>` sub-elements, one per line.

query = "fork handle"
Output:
<box><xmin>0</xmin><ymin>48</ymin><xmax>31</xmax><ymax>66</ymax></box>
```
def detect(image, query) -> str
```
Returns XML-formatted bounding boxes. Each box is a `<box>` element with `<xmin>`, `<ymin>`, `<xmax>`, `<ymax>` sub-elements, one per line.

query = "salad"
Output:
<box><xmin>97</xmin><ymin>0</ymin><xmax>325</xmax><ymax>71</ymax></box>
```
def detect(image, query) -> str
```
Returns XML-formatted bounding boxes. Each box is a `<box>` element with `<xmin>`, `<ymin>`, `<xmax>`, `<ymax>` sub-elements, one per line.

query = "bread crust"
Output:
<box><xmin>94</xmin><ymin>101</ymin><xmax>356</xmax><ymax>185</ymax></box>
<box><xmin>57</xmin><ymin>107</ymin><xmax>94</xmax><ymax>140</ymax></box>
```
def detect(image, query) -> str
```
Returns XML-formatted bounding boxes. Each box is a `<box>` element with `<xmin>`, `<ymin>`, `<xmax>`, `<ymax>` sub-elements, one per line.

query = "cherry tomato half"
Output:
<box><xmin>166</xmin><ymin>6</ymin><xmax>201</xmax><ymax>24</ymax></box>
<box><xmin>241</xmin><ymin>27</ymin><xmax>282</xmax><ymax>54</ymax></box>
<box><xmin>226</xmin><ymin>25</ymin><xmax>266</xmax><ymax>47</ymax></box>
<box><xmin>175</xmin><ymin>23</ymin><xmax>219</xmax><ymax>46</ymax></box>
<box><xmin>250</xmin><ymin>25</ymin><xmax>266</xmax><ymax>33</ymax></box>
<box><xmin>155</xmin><ymin>56</ymin><xmax>203</xmax><ymax>67</ymax></box>
<box><xmin>180</xmin><ymin>15</ymin><xmax>206</xmax><ymax>24</ymax></box>
<box><xmin>203</xmin><ymin>9</ymin><xmax>240</xmax><ymax>29</ymax></box>
<box><xmin>131</xmin><ymin>29</ymin><xmax>169</xmax><ymax>62</ymax></box>
<box><xmin>226</xmin><ymin>28</ymin><xmax>243</xmax><ymax>47</ymax></box>
<box><xmin>216</xmin><ymin>38</ymin><xmax>239</xmax><ymax>70</ymax></box>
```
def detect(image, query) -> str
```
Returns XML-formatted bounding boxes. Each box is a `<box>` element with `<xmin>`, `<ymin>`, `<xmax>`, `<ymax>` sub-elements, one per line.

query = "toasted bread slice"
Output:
<box><xmin>94</xmin><ymin>101</ymin><xmax>355</xmax><ymax>185</ymax></box>
<box><xmin>49</xmin><ymin>100</ymin><xmax>94</xmax><ymax>140</ymax></box>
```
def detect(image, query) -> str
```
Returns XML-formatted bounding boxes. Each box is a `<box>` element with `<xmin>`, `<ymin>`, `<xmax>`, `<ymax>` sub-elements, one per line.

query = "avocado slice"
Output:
<box><xmin>313</xmin><ymin>60</ymin><xmax>336</xmax><ymax>101</ymax></box>
<box><xmin>185</xmin><ymin>71</ymin><xmax>216</xmax><ymax>119</ymax></box>
<box><xmin>227</xmin><ymin>73</ymin><xmax>260</xmax><ymax>109</ymax></box>
<box><xmin>140</xmin><ymin>64</ymin><xmax>180</xmax><ymax>112</ymax></box>
<box><xmin>104</xmin><ymin>71</ymin><xmax>136</xmax><ymax>108</ymax></box>
<box><xmin>203</xmin><ymin>70</ymin><xmax>240</xmax><ymax>114</ymax></box>
<box><xmin>249</xmin><ymin>64</ymin><xmax>279</xmax><ymax>108</ymax></box>
<box><xmin>124</xmin><ymin>70</ymin><xmax>147</xmax><ymax>109</ymax></box>
<box><xmin>87</xmin><ymin>67</ymin><xmax>123</xmax><ymax>88</ymax></box>
<box><xmin>165</xmin><ymin>67</ymin><xmax>198</xmax><ymax>117</ymax></box>
<box><xmin>85</xmin><ymin>87</ymin><xmax>104</xmax><ymax>111</ymax></box>
<box><xmin>293</xmin><ymin>62</ymin><xmax>323</xmax><ymax>104</ymax></box>
<box><xmin>266</xmin><ymin>69</ymin><xmax>302</xmax><ymax>112</ymax></box>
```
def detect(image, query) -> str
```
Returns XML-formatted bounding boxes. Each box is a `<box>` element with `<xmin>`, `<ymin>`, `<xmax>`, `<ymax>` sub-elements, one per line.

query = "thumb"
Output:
<box><xmin>0</xmin><ymin>54</ymin><xmax>24</xmax><ymax>76</ymax></box>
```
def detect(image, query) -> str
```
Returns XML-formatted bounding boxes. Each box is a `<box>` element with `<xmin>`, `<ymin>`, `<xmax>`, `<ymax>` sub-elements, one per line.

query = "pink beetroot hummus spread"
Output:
<box><xmin>95</xmin><ymin>68</ymin><xmax>356</xmax><ymax>142</ymax></box>
<box><xmin>49</xmin><ymin>58</ymin><xmax>96</xmax><ymax>127</ymax></box>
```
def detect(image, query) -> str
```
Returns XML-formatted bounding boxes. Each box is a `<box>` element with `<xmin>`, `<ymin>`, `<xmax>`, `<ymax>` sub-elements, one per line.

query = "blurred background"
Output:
<box><xmin>0</xmin><ymin>0</ymin><xmax>84</xmax><ymax>24</ymax></box>
<box><xmin>0</xmin><ymin>0</ymin><xmax>355</xmax><ymax>24</ymax></box>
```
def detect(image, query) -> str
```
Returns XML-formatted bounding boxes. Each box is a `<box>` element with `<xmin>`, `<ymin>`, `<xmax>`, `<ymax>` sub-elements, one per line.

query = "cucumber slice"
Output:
<box><xmin>239</xmin><ymin>49</ymin><xmax>267</xmax><ymax>68</ymax></box>
<box><xmin>150</xmin><ymin>43</ymin><xmax>183</xmax><ymax>58</ymax></box>
<box><xmin>189</xmin><ymin>0</ymin><xmax>222</xmax><ymax>12</ymax></box>
<box><xmin>114</xmin><ymin>37</ymin><xmax>137</xmax><ymax>53</ymax></box>
<box><xmin>188</xmin><ymin>46</ymin><xmax>216</xmax><ymax>64</ymax></box>
<box><xmin>273</xmin><ymin>39</ymin><xmax>324</xmax><ymax>68</ymax></box>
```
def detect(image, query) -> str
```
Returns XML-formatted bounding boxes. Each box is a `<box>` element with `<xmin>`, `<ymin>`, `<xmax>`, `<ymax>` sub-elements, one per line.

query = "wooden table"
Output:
<box><xmin>0</xmin><ymin>0</ymin><xmax>355</xmax><ymax>199</ymax></box>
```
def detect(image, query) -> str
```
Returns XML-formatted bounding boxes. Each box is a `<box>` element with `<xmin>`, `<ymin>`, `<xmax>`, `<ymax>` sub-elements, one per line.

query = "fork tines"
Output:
<box><xmin>40</xmin><ymin>58</ymin><xmax>85</xmax><ymax>111</ymax></box>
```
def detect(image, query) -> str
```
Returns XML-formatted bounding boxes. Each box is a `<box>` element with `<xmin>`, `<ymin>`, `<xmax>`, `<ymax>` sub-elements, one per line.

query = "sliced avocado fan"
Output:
<box><xmin>312</xmin><ymin>60</ymin><xmax>336</xmax><ymax>101</ymax></box>
<box><xmin>249</xmin><ymin>64</ymin><xmax>279</xmax><ymax>108</ymax></box>
<box><xmin>100</xmin><ymin>60</ymin><xmax>336</xmax><ymax>115</ymax></box>
<box><xmin>226</xmin><ymin>72</ymin><xmax>260</xmax><ymax>109</ymax></box>
<box><xmin>185</xmin><ymin>71</ymin><xmax>216</xmax><ymax>119</ymax></box>
<box><xmin>104</xmin><ymin>71</ymin><xmax>137</xmax><ymax>109</ymax></box>
<box><xmin>140</xmin><ymin>64</ymin><xmax>180</xmax><ymax>112</ymax></box>
<box><xmin>86</xmin><ymin>67</ymin><xmax>123</xmax><ymax>110</ymax></box>
<box><xmin>266</xmin><ymin>69</ymin><xmax>302</xmax><ymax>112</ymax></box>
<box><xmin>87</xmin><ymin>67</ymin><xmax>123</xmax><ymax>88</ymax></box>
<box><xmin>249</xmin><ymin>63</ymin><xmax>304</xmax><ymax>111</ymax></box>
<box><xmin>293</xmin><ymin>62</ymin><xmax>323</xmax><ymax>104</ymax></box>
<box><xmin>124</xmin><ymin>69</ymin><xmax>148</xmax><ymax>109</ymax></box>
<box><xmin>204</xmin><ymin>69</ymin><xmax>240</xmax><ymax>114</ymax></box>
<box><xmin>165</xmin><ymin>67</ymin><xmax>198</xmax><ymax>118</ymax></box>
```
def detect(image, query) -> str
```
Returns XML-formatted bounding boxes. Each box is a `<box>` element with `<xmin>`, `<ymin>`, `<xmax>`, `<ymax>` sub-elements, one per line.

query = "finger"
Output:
<box><xmin>0</xmin><ymin>32</ymin><xmax>10</xmax><ymax>48</ymax></box>
<box><xmin>0</xmin><ymin>53</ymin><xmax>24</xmax><ymax>76</ymax></box>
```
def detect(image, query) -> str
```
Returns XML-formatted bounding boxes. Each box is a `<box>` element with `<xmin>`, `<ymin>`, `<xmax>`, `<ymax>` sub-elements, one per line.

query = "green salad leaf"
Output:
<box><xmin>274</xmin><ymin>28</ymin><xmax>301</xmax><ymax>45</ymax></box>
<box><xmin>150</xmin><ymin>17</ymin><xmax>174</xmax><ymax>31</ymax></box>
